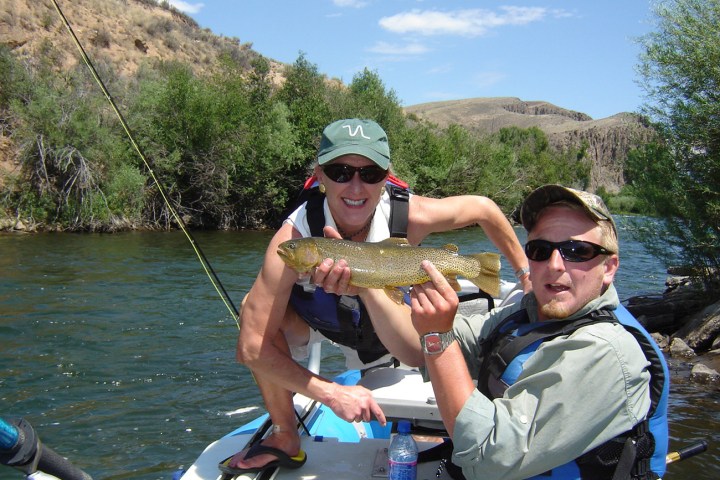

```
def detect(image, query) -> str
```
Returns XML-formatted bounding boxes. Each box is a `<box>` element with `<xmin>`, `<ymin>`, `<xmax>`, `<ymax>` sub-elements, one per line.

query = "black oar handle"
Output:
<box><xmin>0</xmin><ymin>417</ymin><xmax>93</xmax><ymax>480</ymax></box>
<box><xmin>36</xmin><ymin>443</ymin><xmax>93</xmax><ymax>480</ymax></box>
<box><xmin>666</xmin><ymin>439</ymin><xmax>708</xmax><ymax>464</ymax></box>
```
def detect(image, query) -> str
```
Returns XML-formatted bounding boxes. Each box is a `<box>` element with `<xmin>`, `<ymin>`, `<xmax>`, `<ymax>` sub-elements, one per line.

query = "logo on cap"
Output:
<box><xmin>342</xmin><ymin>124</ymin><xmax>371</xmax><ymax>139</ymax></box>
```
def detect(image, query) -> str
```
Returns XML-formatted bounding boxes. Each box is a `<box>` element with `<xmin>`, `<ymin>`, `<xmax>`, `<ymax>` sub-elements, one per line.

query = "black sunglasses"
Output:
<box><xmin>525</xmin><ymin>239</ymin><xmax>614</xmax><ymax>263</ymax></box>
<box><xmin>322</xmin><ymin>164</ymin><xmax>388</xmax><ymax>184</ymax></box>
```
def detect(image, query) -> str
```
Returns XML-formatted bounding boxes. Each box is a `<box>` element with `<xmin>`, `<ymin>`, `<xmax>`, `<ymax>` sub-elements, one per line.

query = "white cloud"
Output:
<box><xmin>379</xmin><ymin>7</ymin><xmax>549</xmax><ymax>37</ymax></box>
<box><xmin>333</xmin><ymin>0</ymin><xmax>369</xmax><ymax>8</ymax></box>
<box><xmin>368</xmin><ymin>41</ymin><xmax>429</xmax><ymax>55</ymax></box>
<box><xmin>166</xmin><ymin>0</ymin><xmax>205</xmax><ymax>14</ymax></box>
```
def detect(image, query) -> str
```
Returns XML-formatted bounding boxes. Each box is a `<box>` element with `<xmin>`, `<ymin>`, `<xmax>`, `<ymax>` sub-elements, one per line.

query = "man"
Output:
<box><xmin>408</xmin><ymin>185</ymin><xmax>669</xmax><ymax>480</ymax></box>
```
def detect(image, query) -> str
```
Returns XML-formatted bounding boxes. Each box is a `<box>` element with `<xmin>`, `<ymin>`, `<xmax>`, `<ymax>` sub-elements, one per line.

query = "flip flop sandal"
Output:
<box><xmin>219</xmin><ymin>443</ymin><xmax>307</xmax><ymax>475</ymax></box>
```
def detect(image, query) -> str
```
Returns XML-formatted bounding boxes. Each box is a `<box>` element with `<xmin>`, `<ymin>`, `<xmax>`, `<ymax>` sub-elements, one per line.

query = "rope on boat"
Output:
<box><xmin>49</xmin><ymin>0</ymin><xmax>240</xmax><ymax>327</ymax></box>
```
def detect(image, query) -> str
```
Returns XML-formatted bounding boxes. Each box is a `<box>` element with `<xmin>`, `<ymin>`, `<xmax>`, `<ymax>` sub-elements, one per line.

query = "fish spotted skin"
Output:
<box><xmin>277</xmin><ymin>237</ymin><xmax>501</xmax><ymax>302</ymax></box>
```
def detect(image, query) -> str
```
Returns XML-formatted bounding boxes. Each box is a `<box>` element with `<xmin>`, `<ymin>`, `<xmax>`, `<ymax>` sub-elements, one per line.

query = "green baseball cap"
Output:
<box><xmin>317</xmin><ymin>119</ymin><xmax>390</xmax><ymax>169</ymax></box>
<box><xmin>521</xmin><ymin>184</ymin><xmax>617</xmax><ymax>235</ymax></box>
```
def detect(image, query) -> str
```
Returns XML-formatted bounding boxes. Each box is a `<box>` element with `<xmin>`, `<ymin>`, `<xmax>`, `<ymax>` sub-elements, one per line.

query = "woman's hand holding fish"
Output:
<box><xmin>311</xmin><ymin>226</ymin><xmax>359</xmax><ymax>295</ymax></box>
<box><xmin>410</xmin><ymin>260</ymin><xmax>459</xmax><ymax>335</ymax></box>
<box><xmin>312</xmin><ymin>257</ymin><xmax>359</xmax><ymax>296</ymax></box>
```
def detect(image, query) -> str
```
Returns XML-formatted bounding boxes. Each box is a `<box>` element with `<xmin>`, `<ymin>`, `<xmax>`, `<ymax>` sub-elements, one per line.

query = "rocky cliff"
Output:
<box><xmin>405</xmin><ymin>97</ymin><xmax>657</xmax><ymax>193</ymax></box>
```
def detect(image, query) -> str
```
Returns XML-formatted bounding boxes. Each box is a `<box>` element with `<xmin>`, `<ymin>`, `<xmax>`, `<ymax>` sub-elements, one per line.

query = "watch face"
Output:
<box><xmin>425</xmin><ymin>334</ymin><xmax>442</xmax><ymax>353</ymax></box>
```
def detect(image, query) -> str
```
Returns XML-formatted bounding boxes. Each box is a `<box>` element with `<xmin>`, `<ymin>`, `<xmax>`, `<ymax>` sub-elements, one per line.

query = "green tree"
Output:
<box><xmin>630</xmin><ymin>0</ymin><xmax>720</xmax><ymax>285</ymax></box>
<box><xmin>130</xmin><ymin>61</ymin><xmax>229</xmax><ymax>227</ymax></box>
<box><xmin>8</xmin><ymin>58</ymin><xmax>131</xmax><ymax>229</ymax></box>
<box><xmin>486</xmin><ymin>126</ymin><xmax>589</xmax><ymax>211</ymax></box>
<box><xmin>222</xmin><ymin>56</ymin><xmax>305</xmax><ymax>228</ymax></box>
<box><xmin>346</xmin><ymin>68</ymin><xmax>406</xmax><ymax>136</ymax></box>
<box><xmin>276</xmin><ymin>52</ymin><xmax>332</xmax><ymax>161</ymax></box>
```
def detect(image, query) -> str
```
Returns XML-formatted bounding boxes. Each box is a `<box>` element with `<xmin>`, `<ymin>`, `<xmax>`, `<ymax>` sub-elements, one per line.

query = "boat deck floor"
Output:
<box><xmin>182</xmin><ymin>431</ymin><xmax>454</xmax><ymax>480</ymax></box>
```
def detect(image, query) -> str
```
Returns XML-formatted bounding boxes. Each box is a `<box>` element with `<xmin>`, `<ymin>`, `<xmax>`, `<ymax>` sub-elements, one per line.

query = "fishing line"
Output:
<box><xmin>49</xmin><ymin>0</ymin><xmax>240</xmax><ymax>326</ymax></box>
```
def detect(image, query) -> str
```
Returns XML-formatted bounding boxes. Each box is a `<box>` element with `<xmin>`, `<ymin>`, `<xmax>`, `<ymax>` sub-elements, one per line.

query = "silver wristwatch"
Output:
<box><xmin>420</xmin><ymin>331</ymin><xmax>455</xmax><ymax>355</ymax></box>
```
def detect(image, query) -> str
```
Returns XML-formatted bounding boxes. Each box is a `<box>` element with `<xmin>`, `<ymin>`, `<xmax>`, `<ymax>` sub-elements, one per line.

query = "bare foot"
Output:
<box><xmin>228</xmin><ymin>430</ymin><xmax>301</xmax><ymax>470</ymax></box>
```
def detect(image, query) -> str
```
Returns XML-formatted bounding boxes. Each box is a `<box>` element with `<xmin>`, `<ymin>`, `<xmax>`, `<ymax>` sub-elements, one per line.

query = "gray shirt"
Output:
<box><xmin>451</xmin><ymin>285</ymin><xmax>652</xmax><ymax>480</ymax></box>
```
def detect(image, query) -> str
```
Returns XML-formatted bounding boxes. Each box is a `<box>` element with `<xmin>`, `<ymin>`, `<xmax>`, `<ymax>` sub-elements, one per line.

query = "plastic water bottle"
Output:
<box><xmin>388</xmin><ymin>420</ymin><xmax>418</xmax><ymax>480</ymax></box>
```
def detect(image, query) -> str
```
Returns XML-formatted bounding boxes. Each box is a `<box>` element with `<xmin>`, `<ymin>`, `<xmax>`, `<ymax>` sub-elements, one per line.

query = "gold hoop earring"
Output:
<box><xmin>319</xmin><ymin>183</ymin><xmax>326</xmax><ymax>194</ymax></box>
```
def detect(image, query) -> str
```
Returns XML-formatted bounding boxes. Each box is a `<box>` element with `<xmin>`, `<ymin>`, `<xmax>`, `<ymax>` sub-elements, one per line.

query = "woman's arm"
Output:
<box><xmin>237</xmin><ymin>223</ymin><xmax>386</xmax><ymax>423</ymax></box>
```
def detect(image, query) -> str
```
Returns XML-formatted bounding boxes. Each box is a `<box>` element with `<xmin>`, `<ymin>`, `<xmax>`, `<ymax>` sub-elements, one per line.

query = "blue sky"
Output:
<box><xmin>169</xmin><ymin>1</ymin><xmax>656</xmax><ymax>120</ymax></box>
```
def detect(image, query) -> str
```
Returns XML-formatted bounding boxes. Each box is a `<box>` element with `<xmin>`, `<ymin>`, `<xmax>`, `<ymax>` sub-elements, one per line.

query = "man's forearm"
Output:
<box><xmin>424</xmin><ymin>341</ymin><xmax>476</xmax><ymax>436</ymax></box>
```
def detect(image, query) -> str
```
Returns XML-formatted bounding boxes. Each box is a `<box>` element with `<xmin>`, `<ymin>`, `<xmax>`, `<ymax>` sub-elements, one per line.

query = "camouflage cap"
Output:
<box><xmin>520</xmin><ymin>184</ymin><xmax>617</xmax><ymax>234</ymax></box>
<box><xmin>317</xmin><ymin>119</ymin><xmax>390</xmax><ymax>169</ymax></box>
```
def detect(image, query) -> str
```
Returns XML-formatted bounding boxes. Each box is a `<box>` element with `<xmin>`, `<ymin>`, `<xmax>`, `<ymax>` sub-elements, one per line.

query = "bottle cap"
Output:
<box><xmin>398</xmin><ymin>420</ymin><xmax>411</xmax><ymax>433</ymax></box>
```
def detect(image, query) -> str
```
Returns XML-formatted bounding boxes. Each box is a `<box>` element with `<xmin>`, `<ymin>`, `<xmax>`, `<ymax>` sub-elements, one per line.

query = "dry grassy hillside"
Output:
<box><xmin>406</xmin><ymin>97</ymin><xmax>656</xmax><ymax>193</ymax></box>
<box><xmin>406</xmin><ymin>97</ymin><xmax>592</xmax><ymax>132</ymax></box>
<box><xmin>0</xmin><ymin>0</ymin><xmax>281</xmax><ymax>78</ymax></box>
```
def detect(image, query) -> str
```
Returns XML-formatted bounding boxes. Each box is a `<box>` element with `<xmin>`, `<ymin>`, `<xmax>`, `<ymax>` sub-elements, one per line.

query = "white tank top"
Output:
<box><xmin>284</xmin><ymin>189</ymin><xmax>395</xmax><ymax>242</ymax></box>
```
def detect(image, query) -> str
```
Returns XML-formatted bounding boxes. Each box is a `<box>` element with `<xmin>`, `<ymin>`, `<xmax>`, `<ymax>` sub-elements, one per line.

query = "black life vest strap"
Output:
<box><xmin>475</xmin><ymin>309</ymin><xmax>529</xmax><ymax>397</ymax></box>
<box><xmin>498</xmin><ymin>313</ymin><xmax>614</xmax><ymax>379</ymax></box>
<box><xmin>418</xmin><ymin>439</ymin><xmax>466</xmax><ymax>480</ymax></box>
<box><xmin>387</xmin><ymin>184</ymin><xmax>410</xmax><ymax>238</ymax></box>
<box><xmin>477</xmin><ymin>310</ymin><xmax>618</xmax><ymax>399</ymax></box>
<box><xmin>612</xmin><ymin>436</ymin><xmax>639</xmax><ymax>480</ymax></box>
<box><xmin>337</xmin><ymin>294</ymin><xmax>390</xmax><ymax>364</ymax></box>
<box><xmin>305</xmin><ymin>189</ymin><xmax>326</xmax><ymax>238</ymax></box>
<box><xmin>626</xmin><ymin>329</ymin><xmax>665</xmax><ymax>417</ymax></box>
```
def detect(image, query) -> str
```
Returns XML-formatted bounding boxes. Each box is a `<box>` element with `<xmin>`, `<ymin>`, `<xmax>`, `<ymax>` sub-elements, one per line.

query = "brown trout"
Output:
<box><xmin>277</xmin><ymin>237</ymin><xmax>501</xmax><ymax>303</ymax></box>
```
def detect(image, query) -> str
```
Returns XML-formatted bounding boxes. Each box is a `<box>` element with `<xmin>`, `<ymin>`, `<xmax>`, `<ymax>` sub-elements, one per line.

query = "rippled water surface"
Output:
<box><xmin>1</xmin><ymin>220</ymin><xmax>717</xmax><ymax>479</ymax></box>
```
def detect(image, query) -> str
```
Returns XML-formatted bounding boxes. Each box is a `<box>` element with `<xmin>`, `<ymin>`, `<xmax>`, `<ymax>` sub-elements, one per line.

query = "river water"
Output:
<box><xmin>1</xmin><ymin>219</ymin><xmax>718</xmax><ymax>479</ymax></box>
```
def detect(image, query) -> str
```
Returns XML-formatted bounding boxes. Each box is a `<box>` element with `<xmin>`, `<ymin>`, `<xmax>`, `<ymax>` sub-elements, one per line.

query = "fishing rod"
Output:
<box><xmin>0</xmin><ymin>417</ymin><xmax>92</xmax><ymax>480</ymax></box>
<box><xmin>49</xmin><ymin>0</ymin><xmax>240</xmax><ymax>326</ymax></box>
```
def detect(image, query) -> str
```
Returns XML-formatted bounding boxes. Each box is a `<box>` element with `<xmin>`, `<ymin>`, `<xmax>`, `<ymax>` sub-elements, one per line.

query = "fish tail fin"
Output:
<box><xmin>467</xmin><ymin>252</ymin><xmax>502</xmax><ymax>298</ymax></box>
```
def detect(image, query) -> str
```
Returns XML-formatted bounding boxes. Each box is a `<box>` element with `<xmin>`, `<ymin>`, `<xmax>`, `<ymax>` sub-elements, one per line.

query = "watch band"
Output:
<box><xmin>515</xmin><ymin>266</ymin><xmax>530</xmax><ymax>279</ymax></box>
<box><xmin>420</xmin><ymin>331</ymin><xmax>455</xmax><ymax>355</ymax></box>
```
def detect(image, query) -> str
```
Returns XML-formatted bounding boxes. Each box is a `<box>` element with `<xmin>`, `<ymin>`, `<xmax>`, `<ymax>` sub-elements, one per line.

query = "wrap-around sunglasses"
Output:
<box><xmin>322</xmin><ymin>164</ymin><xmax>388</xmax><ymax>184</ymax></box>
<box><xmin>525</xmin><ymin>239</ymin><xmax>614</xmax><ymax>263</ymax></box>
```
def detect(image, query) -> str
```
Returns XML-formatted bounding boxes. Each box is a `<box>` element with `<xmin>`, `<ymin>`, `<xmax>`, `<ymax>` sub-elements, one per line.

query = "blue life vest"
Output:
<box><xmin>476</xmin><ymin>304</ymin><xmax>669</xmax><ymax>479</ymax></box>
<box><xmin>288</xmin><ymin>179</ymin><xmax>411</xmax><ymax>364</ymax></box>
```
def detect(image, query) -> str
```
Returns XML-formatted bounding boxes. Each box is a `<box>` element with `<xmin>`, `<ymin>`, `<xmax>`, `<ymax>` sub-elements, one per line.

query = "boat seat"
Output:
<box><xmin>358</xmin><ymin>367</ymin><xmax>444</xmax><ymax>429</ymax></box>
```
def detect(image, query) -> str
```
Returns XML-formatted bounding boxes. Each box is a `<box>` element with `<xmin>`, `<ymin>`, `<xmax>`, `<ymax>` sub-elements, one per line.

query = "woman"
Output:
<box><xmin>226</xmin><ymin>118</ymin><xmax>530</xmax><ymax>474</ymax></box>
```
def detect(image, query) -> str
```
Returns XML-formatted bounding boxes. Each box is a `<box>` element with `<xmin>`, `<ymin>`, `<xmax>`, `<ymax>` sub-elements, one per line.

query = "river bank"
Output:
<box><xmin>627</xmin><ymin>274</ymin><xmax>720</xmax><ymax>385</ymax></box>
